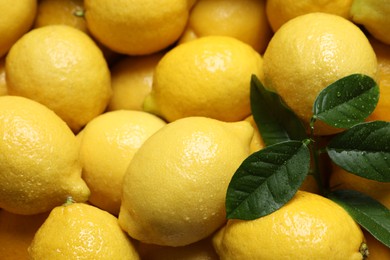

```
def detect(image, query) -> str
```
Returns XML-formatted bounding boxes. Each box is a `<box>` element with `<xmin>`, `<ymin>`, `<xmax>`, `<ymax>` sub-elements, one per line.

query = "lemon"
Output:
<box><xmin>0</xmin><ymin>96</ymin><xmax>90</xmax><ymax>215</ymax></box>
<box><xmin>266</xmin><ymin>0</ymin><xmax>353</xmax><ymax>32</ymax></box>
<box><xmin>28</xmin><ymin>202</ymin><xmax>140</xmax><ymax>260</ymax></box>
<box><xmin>84</xmin><ymin>0</ymin><xmax>191</xmax><ymax>55</ymax></box>
<box><xmin>0</xmin><ymin>58</ymin><xmax>6</xmax><ymax>96</ymax></box>
<box><xmin>34</xmin><ymin>0</ymin><xmax>87</xmax><ymax>33</ymax></box>
<box><xmin>144</xmin><ymin>36</ymin><xmax>264</xmax><ymax>122</ymax></box>
<box><xmin>367</xmin><ymin>37</ymin><xmax>390</xmax><ymax>122</ymax></box>
<box><xmin>179</xmin><ymin>0</ymin><xmax>272</xmax><ymax>53</ymax></box>
<box><xmin>350</xmin><ymin>0</ymin><xmax>390</xmax><ymax>45</ymax></box>
<box><xmin>137</xmin><ymin>236</ymin><xmax>219</xmax><ymax>260</ymax></box>
<box><xmin>5</xmin><ymin>25</ymin><xmax>111</xmax><ymax>133</ymax></box>
<box><xmin>79</xmin><ymin>110</ymin><xmax>166</xmax><ymax>215</ymax></box>
<box><xmin>213</xmin><ymin>190</ymin><xmax>367</xmax><ymax>259</ymax></box>
<box><xmin>0</xmin><ymin>210</ymin><xmax>49</xmax><ymax>260</ymax></box>
<box><xmin>263</xmin><ymin>12</ymin><xmax>378</xmax><ymax>135</ymax></box>
<box><xmin>0</xmin><ymin>0</ymin><xmax>37</xmax><ymax>58</ymax></box>
<box><xmin>118</xmin><ymin>116</ymin><xmax>253</xmax><ymax>246</ymax></box>
<box><xmin>108</xmin><ymin>52</ymin><xmax>165</xmax><ymax>111</ymax></box>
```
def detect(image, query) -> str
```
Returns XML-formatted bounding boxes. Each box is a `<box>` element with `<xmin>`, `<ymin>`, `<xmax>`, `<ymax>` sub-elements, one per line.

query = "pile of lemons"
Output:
<box><xmin>0</xmin><ymin>0</ymin><xmax>389</xmax><ymax>259</ymax></box>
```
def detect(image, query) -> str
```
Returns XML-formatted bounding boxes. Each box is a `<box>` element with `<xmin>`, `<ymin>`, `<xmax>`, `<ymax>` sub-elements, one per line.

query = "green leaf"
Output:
<box><xmin>313</xmin><ymin>74</ymin><xmax>379</xmax><ymax>129</ymax></box>
<box><xmin>328</xmin><ymin>189</ymin><xmax>390</xmax><ymax>248</ymax></box>
<box><xmin>250</xmin><ymin>75</ymin><xmax>307</xmax><ymax>146</ymax></box>
<box><xmin>327</xmin><ymin>121</ymin><xmax>390</xmax><ymax>182</ymax></box>
<box><xmin>226</xmin><ymin>140</ymin><xmax>310</xmax><ymax>220</ymax></box>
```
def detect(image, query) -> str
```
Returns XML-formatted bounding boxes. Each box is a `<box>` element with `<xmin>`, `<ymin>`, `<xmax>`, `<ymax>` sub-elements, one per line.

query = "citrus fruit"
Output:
<box><xmin>5</xmin><ymin>25</ymin><xmax>111</xmax><ymax>133</ymax></box>
<box><xmin>143</xmin><ymin>36</ymin><xmax>264</xmax><ymax>122</ymax></box>
<box><xmin>266</xmin><ymin>0</ymin><xmax>353</xmax><ymax>32</ymax></box>
<box><xmin>213</xmin><ymin>190</ymin><xmax>367</xmax><ymax>259</ymax></box>
<box><xmin>28</xmin><ymin>202</ymin><xmax>140</xmax><ymax>259</ymax></box>
<box><xmin>84</xmin><ymin>0</ymin><xmax>191</xmax><ymax>55</ymax></box>
<box><xmin>108</xmin><ymin>52</ymin><xmax>165</xmax><ymax>111</ymax></box>
<box><xmin>34</xmin><ymin>0</ymin><xmax>87</xmax><ymax>33</ymax></box>
<box><xmin>179</xmin><ymin>0</ymin><xmax>272</xmax><ymax>53</ymax></box>
<box><xmin>0</xmin><ymin>96</ymin><xmax>90</xmax><ymax>215</ymax></box>
<box><xmin>0</xmin><ymin>58</ymin><xmax>6</xmax><ymax>96</ymax></box>
<box><xmin>0</xmin><ymin>210</ymin><xmax>49</xmax><ymax>260</ymax></box>
<box><xmin>118</xmin><ymin>116</ymin><xmax>254</xmax><ymax>246</ymax></box>
<box><xmin>262</xmin><ymin>12</ymin><xmax>378</xmax><ymax>135</ymax></box>
<box><xmin>79</xmin><ymin>110</ymin><xmax>166</xmax><ymax>215</ymax></box>
<box><xmin>350</xmin><ymin>0</ymin><xmax>390</xmax><ymax>45</ymax></box>
<box><xmin>0</xmin><ymin>0</ymin><xmax>37</xmax><ymax>58</ymax></box>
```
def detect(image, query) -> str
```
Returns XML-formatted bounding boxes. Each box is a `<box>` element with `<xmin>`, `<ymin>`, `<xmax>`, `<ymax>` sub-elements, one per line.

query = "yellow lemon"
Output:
<box><xmin>213</xmin><ymin>190</ymin><xmax>367</xmax><ymax>259</ymax></box>
<box><xmin>28</xmin><ymin>202</ymin><xmax>140</xmax><ymax>260</ymax></box>
<box><xmin>144</xmin><ymin>36</ymin><xmax>264</xmax><ymax>122</ymax></box>
<box><xmin>367</xmin><ymin>37</ymin><xmax>390</xmax><ymax>122</ymax></box>
<box><xmin>266</xmin><ymin>0</ymin><xmax>353</xmax><ymax>32</ymax></box>
<box><xmin>34</xmin><ymin>0</ymin><xmax>87</xmax><ymax>33</ymax></box>
<box><xmin>0</xmin><ymin>58</ymin><xmax>6</xmax><ymax>96</ymax></box>
<box><xmin>0</xmin><ymin>96</ymin><xmax>90</xmax><ymax>215</ymax></box>
<box><xmin>179</xmin><ymin>0</ymin><xmax>272</xmax><ymax>53</ymax></box>
<box><xmin>79</xmin><ymin>110</ymin><xmax>166</xmax><ymax>215</ymax></box>
<box><xmin>0</xmin><ymin>0</ymin><xmax>37</xmax><ymax>58</ymax></box>
<box><xmin>350</xmin><ymin>0</ymin><xmax>390</xmax><ymax>45</ymax></box>
<box><xmin>263</xmin><ymin>12</ymin><xmax>377</xmax><ymax>135</ymax></box>
<box><xmin>84</xmin><ymin>0</ymin><xmax>191</xmax><ymax>55</ymax></box>
<box><xmin>5</xmin><ymin>25</ymin><xmax>111</xmax><ymax>133</ymax></box>
<box><xmin>118</xmin><ymin>117</ymin><xmax>254</xmax><ymax>246</ymax></box>
<box><xmin>0</xmin><ymin>210</ymin><xmax>49</xmax><ymax>260</ymax></box>
<box><xmin>108</xmin><ymin>52</ymin><xmax>165</xmax><ymax>111</ymax></box>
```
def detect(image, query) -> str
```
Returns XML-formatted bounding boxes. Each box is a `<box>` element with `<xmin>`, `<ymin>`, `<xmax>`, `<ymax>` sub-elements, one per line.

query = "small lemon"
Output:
<box><xmin>28</xmin><ymin>202</ymin><xmax>140</xmax><ymax>260</ymax></box>
<box><xmin>108</xmin><ymin>52</ymin><xmax>165</xmax><ymax>111</ymax></box>
<box><xmin>350</xmin><ymin>0</ymin><xmax>390</xmax><ymax>45</ymax></box>
<box><xmin>5</xmin><ymin>25</ymin><xmax>112</xmax><ymax>133</ymax></box>
<box><xmin>79</xmin><ymin>110</ymin><xmax>166</xmax><ymax>215</ymax></box>
<box><xmin>34</xmin><ymin>0</ymin><xmax>87</xmax><ymax>33</ymax></box>
<box><xmin>263</xmin><ymin>13</ymin><xmax>377</xmax><ymax>135</ymax></box>
<box><xmin>84</xmin><ymin>0</ymin><xmax>191</xmax><ymax>55</ymax></box>
<box><xmin>0</xmin><ymin>0</ymin><xmax>37</xmax><ymax>58</ymax></box>
<box><xmin>213</xmin><ymin>190</ymin><xmax>367</xmax><ymax>259</ymax></box>
<box><xmin>179</xmin><ymin>0</ymin><xmax>272</xmax><ymax>53</ymax></box>
<box><xmin>0</xmin><ymin>96</ymin><xmax>90</xmax><ymax>215</ymax></box>
<box><xmin>0</xmin><ymin>58</ymin><xmax>6</xmax><ymax>96</ymax></box>
<box><xmin>0</xmin><ymin>210</ymin><xmax>49</xmax><ymax>260</ymax></box>
<box><xmin>118</xmin><ymin>116</ymin><xmax>254</xmax><ymax>246</ymax></box>
<box><xmin>144</xmin><ymin>36</ymin><xmax>264</xmax><ymax>122</ymax></box>
<box><xmin>266</xmin><ymin>0</ymin><xmax>353</xmax><ymax>32</ymax></box>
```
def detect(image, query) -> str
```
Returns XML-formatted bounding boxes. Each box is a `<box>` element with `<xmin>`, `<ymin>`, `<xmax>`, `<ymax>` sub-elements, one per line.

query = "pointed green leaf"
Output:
<box><xmin>327</xmin><ymin>121</ymin><xmax>390</xmax><ymax>182</ymax></box>
<box><xmin>250</xmin><ymin>75</ymin><xmax>307</xmax><ymax>146</ymax></box>
<box><xmin>313</xmin><ymin>74</ymin><xmax>379</xmax><ymax>128</ymax></box>
<box><xmin>226</xmin><ymin>140</ymin><xmax>310</xmax><ymax>220</ymax></box>
<box><xmin>328</xmin><ymin>189</ymin><xmax>390</xmax><ymax>248</ymax></box>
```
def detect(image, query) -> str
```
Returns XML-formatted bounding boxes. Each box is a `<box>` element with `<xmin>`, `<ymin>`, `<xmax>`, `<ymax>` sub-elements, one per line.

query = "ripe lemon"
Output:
<box><xmin>5</xmin><ymin>25</ymin><xmax>112</xmax><ymax>133</ymax></box>
<box><xmin>367</xmin><ymin>37</ymin><xmax>390</xmax><ymax>122</ymax></box>
<box><xmin>329</xmin><ymin>164</ymin><xmax>390</xmax><ymax>209</ymax></box>
<box><xmin>266</xmin><ymin>0</ymin><xmax>353</xmax><ymax>32</ymax></box>
<box><xmin>0</xmin><ymin>0</ymin><xmax>37</xmax><ymax>58</ymax></box>
<box><xmin>84</xmin><ymin>0</ymin><xmax>191</xmax><ymax>55</ymax></box>
<box><xmin>350</xmin><ymin>0</ymin><xmax>390</xmax><ymax>45</ymax></box>
<box><xmin>118</xmin><ymin>117</ymin><xmax>254</xmax><ymax>246</ymax></box>
<box><xmin>179</xmin><ymin>0</ymin><xmax>272</xmax><ymax>53</ymax></box>
<box><xmin>0</xmin><ymin>58</ymin><xmax>6</xmax><ymax>96</ymax></box>
<box><xmin>79</xmin><ymin>110</ymin><xmax>166</xmax><ymax>215</ymax></box>
<box><xmin>144</xmin><ymin>36</ymin><xmax>264</xmax><ymax>122</ymax></box>
<box><xmin>34</xmin><ymin>0</ymin><xmax>87</xmax><ymax>33</ymax></box>
<box><xmin>108</xmin><ymin>52</ymin><xmax>165</xmax><ymax>111</ymax></box>
<box><xmin>213</xmin><ymin>190</ymin><xmax>367</xmax><ymax>259</ymax></box>
<box><xmin>28</xmin><ymin>202</ymin><xmax>140</xmax><ymax>259</ymax></box>
<box><xmin>0</xmin><ymin>96</ymin><xmax>90</xmax><ymax>215</ymax></box>
<box><xmin>263</xmin><ymin>13</ymin><xmax>378</xmax><ymax>135</ymax></box>
<box><xmin>137</xmin><ymin>236</ymin><xmax>219</xmax><ymax>260</ymax></box>
<box><xmin>0</xmin><ymin>210</ymin><xmax>49</xmax><ymax>259</ymax></box>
